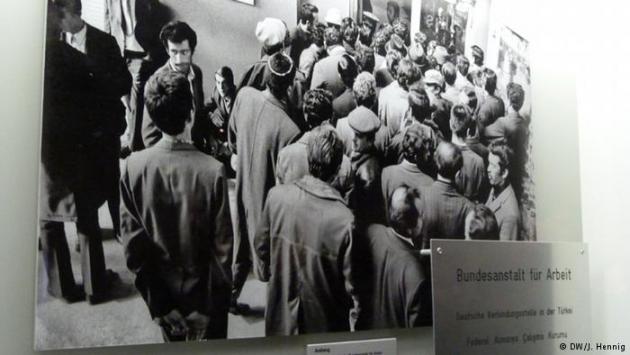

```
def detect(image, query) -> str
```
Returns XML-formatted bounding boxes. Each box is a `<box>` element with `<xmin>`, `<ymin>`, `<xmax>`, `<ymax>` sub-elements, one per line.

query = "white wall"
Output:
<box><xmin>575</xmin><ymin>0</ymin><xmax>630</xmax><ymax>350</ymax></box>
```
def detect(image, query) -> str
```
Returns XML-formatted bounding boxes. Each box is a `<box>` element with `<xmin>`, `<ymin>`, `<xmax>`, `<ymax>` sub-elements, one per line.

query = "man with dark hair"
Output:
<box><xmin>441</xmin><ymin>62</ymin><xmax>460</xmax><ymax>105</ymax></box>
<box><xmin>206</xmin><ymin>66</ymin><xmax>237</xmax><ymax>175</ymax></box>
<box><xmin>375</xmin><ymin>48</ymin><xmax>401</xmax><ymax>90</ymax></box>
<box><xmin>477</xmin><ymin>68</ymin><xmax>505</xmax><ymax>128</ymax></box>
<box><xmin>255</xmin><ymin>126</ymin><xmax>359</xmax><ymax>336</ymax></box>
<box><xmin>311</xmin><ymin>26</ymin><xmax>347</xmax><ymax>97</ymax></box>
<box><xmin>423</xmin><ymin>69</ymin><xmax>453</xmax><ymax>140</ymax></box>
<box><xmin>355</xmin><ymin>43</ymin><xmax>375</xmax><ymax>73</ymax></box>
<box><xmin>484</xmin><ymin>139</ymin><xmax>520</xmax><ymax>240</ymax></box>
<box><xmin>483</xmin><ymin>82</ymin><xmax>529</xmax><ymax>198</ymax></box>
<box><xmin>356</xmin><ymin>185</ymin><xmax>432</xmax><ymax>330</ymax></box>
<box><xmin>229</xmin><ymin>52</ymin><xmax>303</xmax><ymax>311</ymax></box>
<box><xmin>276</xmin><ymin>89</ymin><xmax>352</xmax><ymax>192</ymax></box>
<box><xmin>142</xmin><ymin>21</ymin><xmax>209</xmax><ymax>152</ymax></box>
<box><xmin>332</xmin><ymin>54</ymin><xmax>359</xmax><ymax>119</ymax></box>
<box><xmin>469</xmin><ymin>45</ymin><xmax>485</xmax><ymax>74</ymax></box>
<box><xmin>379</xmin><ymin>58</ymin><xmax>422</xmax><ymax>138</ymax></box>
<box><xmin>419</xmin><ymin>142</ymin><xmax>473</xmax><ymax>248</ymax></box>
<box><xmin>450</xmin><ymin>104</ymin><xmax>487</xmax><ymax>202</ymax></box>
<box><xmin>359</xmin><ymin>11</ymin><xmax>379</xmax><ymax>46</ymax></box>
<box><xmin>41</xmin><ymin>0</ymin><xmax>131</xmax><ymax>304</ymax></box>
<box><xmin>455</xmin><ymin>54</ymin><xmax>472</xmax><ymax>90</ymax></box>
<box><xmin>381</xmin><ymin>123</ymin><xmax>435</xmax><ymax>215</ymax></box>
<box><xmin>465</xmin><ymin>204</ymin><xmax>499</xmax><ymax>240</ymax></box>
<box><xmin>289</xmin><ymin>3</ymin><xmax>318</xmax><ymax>66</ymax></box>
<box><xmin>341</xmin><ymin>17</ymin><xmax>359</xmax><ymax>56</ymax></box>
<box><xmin>121</xmin><ymin>70</ymin><xmax>233</xmax><ymax>341</ymax></box>
<box><xmin>297</xmin><ymin>23</ymin><xmax>326</xmax><ymax>88</ymax></box>
<box><xmin>238</xmin><ymin>17</ymin><xmax>288</xmax><ymax>91</ymax></box>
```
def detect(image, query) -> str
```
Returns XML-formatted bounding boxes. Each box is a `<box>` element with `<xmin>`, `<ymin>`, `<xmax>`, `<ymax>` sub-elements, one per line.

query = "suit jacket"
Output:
<box><xmin>142</xmin><ymin>62</ymin><xmax>208</xmax><ymax>149</ymax></box>
<box><xmin>378</xmin><ymin>81</ymin><xmax>409</xmax><ymax>138</ymax></box>
<box><xmin>355</xmin><ymin>225</ymin><xmax>431</xmax><ymax>330</ymax></box>
<box><xmin>254</xmin><ymin>176</ymin><xmax>359</xmax><ymax>335</ymax></box>
<box><xmin>40</xmin><ymin>26</ymin><xmax>130</xmax><ymax>221</ymax></box>
<box><xmin>381</xmin><ymin>160</ymin><xmax>434</xmax><ymax>215</ymax></box>
<box><xmin>478</xmin><ymin>94</ymin><xmax>505</xmax><ymax>127</ymax></box>
<box><xmin>349</xmin><ymin>148</ymin><xmax>386</xmax><ymax>228</ymax></box>
<box><xmin>455</xmin><ymin>145</ymin><xmax>487</xmax><ymax>202</ymax></box>
<box><xmin>228</xmin><ymin>88</ymin><xmax>302</xmax><ymax>250</ymax></box>
<box><xmin>237</xmin><ymin>55</ymin><xmax>270</xmax><ymax>92</ymax></box>
<box><xmin>419</xmin><ymin>180</ymin><xmax>473</xmax><ymax>249</ymax></box>
<box><xmin>486</xmin><ymin>185</ymin><xmax>521</xmax><ymax>241</ymax></box>
<box><xmin>332</xmin><ymin>88</ymin><xmax>357</xmax><ymax>120</ymax></box>
<box><xmin>276</xmin><ymin>131</ymin><xmax>353</xmax><ymax>194</ymax></box>
<box><xmin>120</xmin><ymin>139</ymin><xmax>233</xmax><ymax>318</ymax></box>
<box><xmin>310</xmin><ymin>46</ymin><xmax>347</xmax><ymax>97</ymax></box>
<box><xmin>289</xmin><ymin>26</ymin><xmax>311</xmax><ymax>68</ymax></box>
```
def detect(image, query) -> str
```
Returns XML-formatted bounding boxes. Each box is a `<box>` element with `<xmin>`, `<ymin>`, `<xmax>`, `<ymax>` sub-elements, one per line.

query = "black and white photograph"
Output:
<box><xmin>36</xmin><ymin>0</ymin><xmax>535</xmax><ymax>349</ymax></box>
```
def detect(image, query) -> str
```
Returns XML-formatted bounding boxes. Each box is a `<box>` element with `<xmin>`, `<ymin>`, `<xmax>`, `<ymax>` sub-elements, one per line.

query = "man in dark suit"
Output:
<box><xmin>356</xmin><ymin>186</ymin><xmax>432</xmax><ymax>330</ymax></box>
<box><xmin>477</xmin><ymin>68</ymin><xmax>505</xmax><ymax>128</ymax></box>
<box><xmin>450</xmin><ymin>104</ymin><xmax>487</xmax><ymax>202</ymax></box>
<box><xmin>41</xmin><ymin>0</ymin><xmax>131</xmax><ymax>304</ymax></box>
<box><xmin>121</xmin><ymin>70</ymin><xmax>233</xmax><ymax>341</ymax></box>
<box><xmin>332</xmin><ymin>54</ymin><xmax>359</xmax><ymax>120</ymax></box>
<box><xmin>419</xmin><ymin>142</ymin><xmax>473</xmax><ymax>249</ymax></box>
<box><xmin>141</xmin><ymin>21</ymin><xmax>210</xmax><ymax>153</ymax></box>
<box><xmin>485</xmin><ymin>140</ymin><xmax>521</xmax><ymax>241</ymax></box>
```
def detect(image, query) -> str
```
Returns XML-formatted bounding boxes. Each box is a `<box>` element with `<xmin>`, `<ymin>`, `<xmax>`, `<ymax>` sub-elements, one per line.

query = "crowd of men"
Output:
<box><xmin>40</xmin><ymin>0</ymin><xmax>532</xmax><ymax>343</ymax></box>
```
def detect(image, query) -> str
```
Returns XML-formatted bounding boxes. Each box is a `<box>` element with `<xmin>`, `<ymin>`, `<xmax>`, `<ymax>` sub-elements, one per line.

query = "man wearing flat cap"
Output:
<box><xmin>424</xmin><ymin>69</ymin><xmax>453</xmax><ymax>140</ymax></box>
<box><xmin>237</xmin><ymin>17</ymin><xmax>288</xmax><ymax>91</ymax></box>
<box><xmin>360</xmin><ymin>11</ymin><xmax>379</xmax><ymax>46</ymax></box>
<box><xmin>347</xmin><ymin>106</ymin><xmax>387</xmax><ymax>229</ymax></box>
<box><xmin>229</xmin><ymin>52</ymin><xmax>302</xmax><ymax>311</ymax></box>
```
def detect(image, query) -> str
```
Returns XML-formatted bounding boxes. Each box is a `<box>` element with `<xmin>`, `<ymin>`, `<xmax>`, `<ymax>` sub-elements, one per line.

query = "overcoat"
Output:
<box><xmin>120</xmin><ymin>139</ymin><xmax>233</xmax><ymax>320</ymax></box>
<box><xmin>254</xmin><ymin>176</ymin><xmax>359</xmax><ymax>336</ymax></box>
<box><xmin>486</xmin><ymin>185</ymin><xmax>521</xmax><ymax>241</ymax></box>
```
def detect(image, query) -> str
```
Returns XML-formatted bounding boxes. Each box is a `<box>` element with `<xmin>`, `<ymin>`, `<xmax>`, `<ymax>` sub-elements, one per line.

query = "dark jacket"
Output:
<box><xmin>40</xmin><ymin>26</ymin><xmax>130</xmax><ymax>221</ymax></box>
<box><xmin>381</xmin><ymin>160</ymin><xmax>434</xmax><ymax>216</ymax></box>
<box><xmin>254</xmin><ymin>176</ymin><xmax>359</xmax><ymax>335</ymax></box>
<box><xmin>355</xmin><ymin>224</ymin><xmax>432</xmax><ymax>330</ymax></box>
<box><xmin>142</xmin><ymin>62</ymin><xmax>208</xmax><ymax>150</ymax></box>
<box><xmin>419</xmin><ymin>180</ymin><xmax>473</xmax><ymax>249</ymax></box>
<box><xmin>120</xmin><ymin>139</ymin><xmax>233</xmax><ymax>318</ymax></box>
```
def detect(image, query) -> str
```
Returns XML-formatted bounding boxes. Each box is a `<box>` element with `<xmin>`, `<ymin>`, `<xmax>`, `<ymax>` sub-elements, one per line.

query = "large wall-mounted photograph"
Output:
<box><xmin>36</xmin><ymin>0</ymin><xmax>535</xmax><ymax>349</ymax></box>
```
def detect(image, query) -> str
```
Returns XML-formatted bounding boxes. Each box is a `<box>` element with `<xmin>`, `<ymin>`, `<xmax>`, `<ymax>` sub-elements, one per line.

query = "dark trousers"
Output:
<box><xmin>40</xmin><ymin>205</ymin><xmax>106</xmax><ymax>298</ymax></box>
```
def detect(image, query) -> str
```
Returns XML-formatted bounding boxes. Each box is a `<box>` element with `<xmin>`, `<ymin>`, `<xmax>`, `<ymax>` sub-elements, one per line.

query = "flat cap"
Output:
<box><xmin>362</xmin><ymin>11</ymin><xmax>379</xmax><ymax>25</ymax></box>
<box><xmin>424</xmin><ymin>69</ymin><xmax>444</xmax><ymax>86</ymax></box>
<box><xmin>348</xmin><ymin>106</ymin><xmax>380</xmax><ymax>134</ymax></box>
<box><xmin>255</xmin><ymin>18</ymin><xmax>286</xmax><ymax>47</ymax></box>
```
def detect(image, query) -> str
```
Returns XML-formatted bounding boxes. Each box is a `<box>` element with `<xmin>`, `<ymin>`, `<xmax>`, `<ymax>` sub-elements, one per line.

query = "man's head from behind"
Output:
<box><xmin>144</xmin><ymin>70</ymin><xmax>193</xmax><ymax>137</ymax></box>
<box><xmin>49</xmin><ymin>0</ymin><xmax>82</xmax><ymax>33</ymax></box>
<box><xmin>389</xmin><ymin>185</ymin><xmax>423</xmax><ymax>242</ymax></box>
<box><xmin>298</xmin><ymin>3</ymin><xmax>317</xmax><ymax>30</ymax></box>
<box><xmin>465</xmin><ymin>204</ymin><xmax>499</xmax><ymax>240</ymax></box>
<box><xmin>402</xmin><ymin>123</ymin><xmax>430</xmax><ymax>165</ymax></box>
<box><xmin>397</xmin><ymin>58</ymin><xmax>421</xmax><ymax>91</ymax></box>
<box><xmin>307</xmin><ymin>125</ymin><xmax>344</xmax><ymax>183</ymax></box>
<box><xmin>352</xmin><ymin>72</ymin><xmax>377</xmax><ymax>108</ymax></box>
<box><xmin>408</xmin><ymin>84</ymin><xmax>433</xmax><ymax>122</ymax></box>
<box><xmin>160</xmin><ymin>21</ymin><xmax>197</xmax><ymax>74</ymax></box>
<box><xmin>450</xmin><ymin>104</ymin><xmax>472</xmax><ymax>139</ymax></box>
<box><xmin>434</xmin><ymin>141</ymin><xmax>463</xmax><ymax>181</ymax></box>
<box><xmin>338</xmin><ymin>54</ymin><xmax>359</xmax><ymax>89</ymax></box>
<box><xmin>267</xmin><ymin>52</ymin><xmax>295</xmax><ymax>97</ymax></box>
<box><xmin>506</xmin><ymin>82</ymin><xmax>525</xmax><ymax>113</ymax></box>
<box><xmin>303</xmin><ymin>89</ymin><xmax>334</xmax><ymax>129</ymax></box>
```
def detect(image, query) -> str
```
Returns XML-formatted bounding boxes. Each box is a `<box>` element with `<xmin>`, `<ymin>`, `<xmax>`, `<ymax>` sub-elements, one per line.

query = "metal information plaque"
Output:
<box><xmin>306</xmin><ymin>338</ymin><xmax>397</xmax><ymax>355</ymax></box>
<box><xmin>431</xmin><ymin>240</ymin><xmax>591</xmax><ymax>355</ymax></box>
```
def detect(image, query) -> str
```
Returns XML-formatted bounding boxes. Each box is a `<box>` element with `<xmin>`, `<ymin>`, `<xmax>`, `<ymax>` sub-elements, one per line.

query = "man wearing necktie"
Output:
<box><xmin>40</xmin><ymin>0</ymin><xmax>131</xmax><ymax>304</ymax></box>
